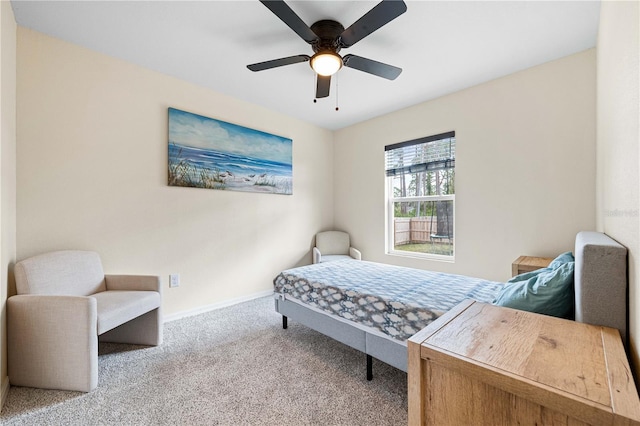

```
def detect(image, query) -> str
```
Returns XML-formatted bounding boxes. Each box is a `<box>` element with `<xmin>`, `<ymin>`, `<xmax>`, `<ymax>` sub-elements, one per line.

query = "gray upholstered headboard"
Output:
<box><xmin>574</xmin><ymin>231</ymin><xmax>628</xmax><ymax>343</ymax></box>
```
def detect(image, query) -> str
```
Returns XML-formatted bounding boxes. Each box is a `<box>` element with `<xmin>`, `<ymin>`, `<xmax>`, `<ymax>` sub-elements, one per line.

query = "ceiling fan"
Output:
<box><xmin>247</xmin><ymin>0</ymin><xmax>407</xmax><ymax>99</ymax></box>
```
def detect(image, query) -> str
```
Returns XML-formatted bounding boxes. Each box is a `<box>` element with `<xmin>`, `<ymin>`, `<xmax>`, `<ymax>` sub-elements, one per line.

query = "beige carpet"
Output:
<box><xmin>1</xmin><ymin>296</ymin><xmax>407</xmax><ymax>425</ymax></box>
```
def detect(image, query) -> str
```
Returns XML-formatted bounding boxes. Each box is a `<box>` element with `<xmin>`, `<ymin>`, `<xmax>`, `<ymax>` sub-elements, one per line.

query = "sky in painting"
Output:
<box><xmin>168</xmin><ymin>108</ymin><xmax>292</xmax><ymax>165</ymax></box>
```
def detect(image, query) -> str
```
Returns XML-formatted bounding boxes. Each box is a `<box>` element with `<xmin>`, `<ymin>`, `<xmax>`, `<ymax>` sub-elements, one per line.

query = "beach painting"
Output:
<box><xmin>168</xmin><ymin>108</ymin><xmax>293</xmax><ymax>195</ymax></box>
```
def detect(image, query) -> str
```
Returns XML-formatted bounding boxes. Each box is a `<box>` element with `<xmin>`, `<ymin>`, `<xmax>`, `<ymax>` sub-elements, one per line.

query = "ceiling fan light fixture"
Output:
<box><xmin>310</xmin><ymin>51</ymin><xmax>343</xmax><ymax>76</ymax></box>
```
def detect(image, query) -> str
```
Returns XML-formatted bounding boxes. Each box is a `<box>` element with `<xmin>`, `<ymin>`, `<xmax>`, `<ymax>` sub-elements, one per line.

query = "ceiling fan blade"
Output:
<box><xmin>343</xmin><ymin>54</ymin><xmax>402</xmax><ymax>80</ymax></box>
<box><xmin>260</xmin><ymin>0</ymin><xmax>319</xmax><ymax>44</ymax></box>
<box><xmin>247</xmin><ymin>55</ymin><xmax>310</xmax><ymax>72</ymax></box>
<box><xmin>339</xmin><ymin>0</ymin><xmax>407</xmax><ymax>48</ymax></box>
<box><xmin>316</xmin><ymin>75</ymin><xmax>331</xmax><ymax>98</ymax></box>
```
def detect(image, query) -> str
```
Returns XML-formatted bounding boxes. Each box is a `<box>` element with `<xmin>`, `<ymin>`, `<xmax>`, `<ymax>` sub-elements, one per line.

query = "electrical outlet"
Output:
<box><xmin>169</xmin><ymin>274</ymin><xmax>180</xmax><ymax>288</ymax></box>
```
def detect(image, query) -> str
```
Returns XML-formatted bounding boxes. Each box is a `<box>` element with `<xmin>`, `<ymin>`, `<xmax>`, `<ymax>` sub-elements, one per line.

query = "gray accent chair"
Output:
<box><xmin>8</xmin><ymin>250</ymin><xmax>162</xmax><ymax>392</ymax></box>
<box><xmin>313</xmin><ymin>231</ymin><xmax>362</xmax><ymax>264</ymax></box>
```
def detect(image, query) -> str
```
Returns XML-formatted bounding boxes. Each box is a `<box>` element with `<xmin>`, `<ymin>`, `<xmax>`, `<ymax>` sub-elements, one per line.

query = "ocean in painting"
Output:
<box><xmin>168</xmin><ymin>108</ymin><xmax>293</xmax><ymax>195</ymax></box>
<box><xmin>169</xmin><ymin>143</ymin><xmax>292</xmax><ymax>194</ymax></box>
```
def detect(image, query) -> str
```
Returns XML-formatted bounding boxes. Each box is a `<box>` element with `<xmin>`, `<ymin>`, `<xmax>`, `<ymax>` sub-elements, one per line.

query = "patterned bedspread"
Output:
<box><xmin>273</xmin><ymin>259</ymin><xmax>503</xmax><ymax>341</ymax></box>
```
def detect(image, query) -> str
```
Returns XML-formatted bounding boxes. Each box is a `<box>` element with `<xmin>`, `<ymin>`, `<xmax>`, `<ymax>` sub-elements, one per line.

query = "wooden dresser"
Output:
<box><xmin>408</xmin><ymin>300</ymin><xmax>640</xmax><ymax>426</ymax></box>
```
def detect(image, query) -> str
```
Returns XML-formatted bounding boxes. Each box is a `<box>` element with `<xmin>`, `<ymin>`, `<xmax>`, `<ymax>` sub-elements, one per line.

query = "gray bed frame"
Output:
<box><xmin>274</xmin><ymin>231</ymin><xmax>628</xmax><ymax>379</ymax></box>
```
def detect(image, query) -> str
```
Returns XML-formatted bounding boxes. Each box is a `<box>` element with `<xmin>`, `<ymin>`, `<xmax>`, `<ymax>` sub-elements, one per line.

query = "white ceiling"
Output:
<box><xmin>11</xmin><ymin>0</ymin><xmax>600</xmax><ymax>130</ymax></box>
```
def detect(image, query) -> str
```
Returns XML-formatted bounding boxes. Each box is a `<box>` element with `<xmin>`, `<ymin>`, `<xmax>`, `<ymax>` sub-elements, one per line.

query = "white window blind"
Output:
<box><xmin>385</xmin><ymin>131</ymin><xmax>455</xmax><ymax>177</ymax></box>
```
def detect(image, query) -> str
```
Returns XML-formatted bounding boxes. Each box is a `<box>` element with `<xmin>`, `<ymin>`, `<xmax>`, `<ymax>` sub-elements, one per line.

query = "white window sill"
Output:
<box><xmin>386</xmin><ymin>249</ymin><xmax>455</xmax><ymax>263</ymax></box>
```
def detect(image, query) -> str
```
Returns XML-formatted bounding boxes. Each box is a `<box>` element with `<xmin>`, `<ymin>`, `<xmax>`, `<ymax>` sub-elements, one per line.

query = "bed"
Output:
<box><xmin>273</xmin><ymin>231</ymin><xmax>628</xmax><ymax>379</ymax></box>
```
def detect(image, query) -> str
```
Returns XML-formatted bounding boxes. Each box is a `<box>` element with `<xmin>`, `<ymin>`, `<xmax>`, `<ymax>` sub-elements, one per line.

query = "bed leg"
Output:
<box><xmin>366</xmin><ymin>355</ymin><xmax>373</xmax><ymax>381</ymax></box>
<box><xmin>282</xmin><ymin>315</ymin><xmax>288</xmax><ymax>329</ymax></box>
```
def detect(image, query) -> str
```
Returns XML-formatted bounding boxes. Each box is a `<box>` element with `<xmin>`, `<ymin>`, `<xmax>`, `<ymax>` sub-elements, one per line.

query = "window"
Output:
<box><xmin>385</xmin><ymin>131</ymin><xmax>455</xmax><ymax>259</ymax></box>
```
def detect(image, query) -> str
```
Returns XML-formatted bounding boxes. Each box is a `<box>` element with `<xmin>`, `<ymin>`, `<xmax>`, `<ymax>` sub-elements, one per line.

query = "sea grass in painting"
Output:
<box><xmin>168</xmin><ymin>108</ymin><xmax>293</xmax><ymax>195</ymax></box>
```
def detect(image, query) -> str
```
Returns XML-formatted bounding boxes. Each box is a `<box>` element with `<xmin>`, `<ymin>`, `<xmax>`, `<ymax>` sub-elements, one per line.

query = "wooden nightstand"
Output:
<box><xmin>511</xmin><ymin>255</ymin><xmax>553</xmax><ymax>276</ymax></box>
<box><xmin>408</xmin><ymin>300</ymin><xmax>640</xmax><ymax>426</ymax></box>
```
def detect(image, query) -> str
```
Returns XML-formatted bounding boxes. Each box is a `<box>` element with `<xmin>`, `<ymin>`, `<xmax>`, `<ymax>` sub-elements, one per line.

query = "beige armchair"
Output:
<box><xmin>313</xmin><ymin>231</ymin><xmax>362</xmax><ymax>264</ymax></box>
<box><xmin>8</xmin><ymin>250</ymin><xmax>162</xmax><ymax>392</ymax></box>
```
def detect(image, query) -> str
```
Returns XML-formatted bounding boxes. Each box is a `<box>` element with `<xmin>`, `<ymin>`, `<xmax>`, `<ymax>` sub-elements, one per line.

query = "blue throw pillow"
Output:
<box><xmin>548</xmin><ymin>251</ymin><xmax>574</xmax><ymax>269</ymax></box>
<box><xmin>493</xmin><ymin>261</ymin><xmax>575</xmax><ymax>319</ymax></box>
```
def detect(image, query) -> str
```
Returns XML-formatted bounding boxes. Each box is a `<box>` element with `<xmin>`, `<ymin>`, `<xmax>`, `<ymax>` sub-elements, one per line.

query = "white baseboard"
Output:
<box><xmin>163</xmin><ymin>290</ymin><xmax>273</xmax><ymax>323</ymax></box>
<box><xmin>1</xmin><ymin>376</ymin><xmax>9</xmax><ymax>411</ymax></box>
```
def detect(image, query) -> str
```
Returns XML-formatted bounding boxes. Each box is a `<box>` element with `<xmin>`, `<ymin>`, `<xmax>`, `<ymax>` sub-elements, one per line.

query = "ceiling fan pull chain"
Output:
<box><xmin>335</xmin><ymin>73</ymin><xmax>339</xmax><ymax>111</ymax></box>
<box><xmin>313</xmin><ymin>72</ymin><xmax>317</xmax><ymax>103</ymax></box>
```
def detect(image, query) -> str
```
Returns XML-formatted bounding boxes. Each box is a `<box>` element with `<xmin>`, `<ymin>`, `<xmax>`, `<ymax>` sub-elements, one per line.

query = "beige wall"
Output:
<box><xmin>334</xmin><ymin>49</ymin><xmax>596</xmax><ymax>282</ymax></box>
<box><xmin>596</xmin><ymin>0</ymin><xmax>640</xmax><ymax>377</ymax></box>
<box><xmin>16</xmin><ymin>28</ymin><xmax>334</xmax><ymax>316</ymax></box>
<box><xmin>0</xmin><ymin>0</ymin><xmax>16</xmax><ymax>409</ymax></box>
<box><xmin>9</xmin><ymin>1</ymin><xmax>639</xmax><ymax>398</ymax></box>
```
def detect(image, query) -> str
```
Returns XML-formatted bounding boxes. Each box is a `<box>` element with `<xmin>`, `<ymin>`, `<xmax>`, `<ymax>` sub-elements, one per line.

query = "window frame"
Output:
<box><xmin>385</xmin><ymin>133</ymin><xmax>456</xmax><ymax>261</ymax></box>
